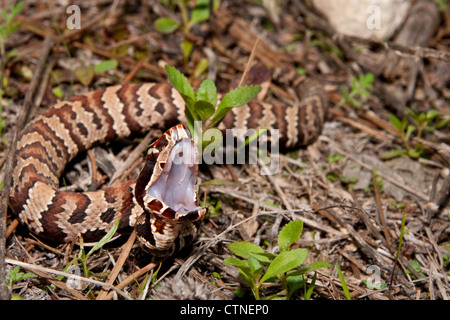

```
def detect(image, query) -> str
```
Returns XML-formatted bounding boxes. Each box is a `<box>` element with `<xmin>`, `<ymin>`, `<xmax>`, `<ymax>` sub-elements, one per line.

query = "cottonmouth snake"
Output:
<box><xmin>9</xmin><ymin>78</ymin><xmax>327</xmax><ymax>256</ymax></box>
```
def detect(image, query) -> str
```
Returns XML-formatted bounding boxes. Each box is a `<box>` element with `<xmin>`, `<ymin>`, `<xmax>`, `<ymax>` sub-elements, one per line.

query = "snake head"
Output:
<box><xmin>135</xmin><ymin>124</ymin><xmax>207</xmax><ymax>222</ymax></box>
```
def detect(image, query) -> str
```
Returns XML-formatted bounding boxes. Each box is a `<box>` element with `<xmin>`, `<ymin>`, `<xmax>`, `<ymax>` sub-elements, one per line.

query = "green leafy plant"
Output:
<box><xmin>383</xmin><ymin>108</ymin><xmax>449</xmax><ymax>160</ymax></box>
<box><xmin>154</xmin><ymin>0</ymin><xmax>219</xmax><ymax>62</ymax></box>
<box><xmin>0</xmin><ymin>1</ymin><xmax>23</xmax><ymax>105</ymax></box>
<box><xmin>6</xmin><ymin>265</ymin><xmax>37</xmax><ymax>298</ymax></box>
<box><xmin>443</xmin><ymin>246</ymin><xmax>450</xmax><ymax>276</ymax></box>
<box><xmin>0</xmin><ymin>1</ymin><xmax>22</xmax><ymax>60</ymax></box>
<box><xmin>327</xmin><ymin>153</ymin><xmax>343</xmax><ymax>164</ymax></box>
<box><xmin>338</xmin><ymin>73</ymin><xmax>374</xmax><ymax>108</ymax></box>
<box><xmin>391</xmin><ymin>200</ymin><xmax>406</xmax><ymax>211</ymax></box>
<box><xmin>205</xmin><ymin>195</ymin><xmax>222</xmax><ymax>218</ymax></box>
<box><xmin>165</xmin><ymin>65</ymin><xmax>261</xmax><ymax>148</ymax></box>
<box><xmin>224</xmin><ymin>220</ymin><xmax>331</xmax><ymax>300</ymax></box>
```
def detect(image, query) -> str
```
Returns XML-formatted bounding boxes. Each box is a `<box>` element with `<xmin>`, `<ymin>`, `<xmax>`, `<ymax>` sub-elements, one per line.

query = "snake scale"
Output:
<box><xmin>9</xmin><ymin>78</ymin><xmax>327</xmax><ymax>256</ymax></box>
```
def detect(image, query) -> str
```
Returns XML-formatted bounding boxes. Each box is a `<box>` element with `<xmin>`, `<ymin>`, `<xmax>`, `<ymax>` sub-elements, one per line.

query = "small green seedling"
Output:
<box><xmin>0</xmin><ymin>1</ymin><xmax>23</xmax><ymax>58</ymax></box>
<box><xmin>165</xmin><ymin>65</ymin><xmax>261</xmax><ymax>149</ymax></box>
<box><xmin>383</xmin><ymin>108</ymin><xmax>449</xmax><ymax>160</ymax></box>
<box><xmin>154</xmin><ymin>0</ymin><xmax>219</xmax><ymax>62</ymax></box>
<box><xmin>0</xmin><ymin>1</ymin><xmax>23</xmax><ymax>105</ymax></box>
<box><xmin>442</xmin><ymin>246</ymin><xmax>450</xmax><ymax>275</ymax></box>
<box><xmin>6</xmin><ymin>265</ymin><xmax>37</xmax><ymax>297</ymax></box>
<box><xmin>338</xmin><ymin>73</ymin><xmax>374</xmax><ymax>108</ymax></box>
<box><xmin>224</xmin><ymin>220</ymin><xmax>331</xmax><ymax>300</ymax></box>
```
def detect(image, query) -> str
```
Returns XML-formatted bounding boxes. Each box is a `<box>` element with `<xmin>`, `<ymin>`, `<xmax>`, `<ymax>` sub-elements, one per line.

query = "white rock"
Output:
<box><xmin>312</xmin><ymin>0</ymin><xmax>411</xmax><ymax>40</ymax></box>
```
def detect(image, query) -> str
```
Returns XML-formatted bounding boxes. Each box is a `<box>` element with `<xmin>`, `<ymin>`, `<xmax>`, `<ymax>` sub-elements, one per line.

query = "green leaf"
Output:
<box><xmin>228</xmin><ymin>242</ymin><xmax>265</xmax><ymax>259</ymax></box>
<box><xmin>278</xmin><ymin>220</ymin><xmax>303</xmax><ymax>252</ymax></box>
<box><xmin>180</xmin><ymin>39</ymin><xmax>193</xmax><ymax>61</ymax></box>
<box><xmin>351</xmin><ymin>77</ymin><xmax>357</xmax><ymax>89</ymax></box>
<box><xmin>196</xmin><ymin>78</ymin><xmax>217</xmax><ymax>107</ymax></box>
<box><xmin>5</xmin><ymin>48</ymin><xmax>20</xmax><ymax>60</ymax></box>
<box><xmin>189</xmin><ymin>0</ymin><xmax>211</xmax><ymax>26</ymax></box>
<box><xmin>260</xmin><ymin>248</ymin><xmax>308</xmax><ymax>283</ymax></box>
<box><xmin>210</xmin><ymin>85</ymin><xmax>261</xmax><ymax>128</ymax></box>
<box><xmin>336</xmin><ymin>263</ymin><xmax>352</xmax><ymax>300</ymax></box>
<box><xmin>286</xmin><ymin>274</ymin><xmax>306</xmax><ymax>299</ymax></box>
<box><xmin>360</xmin><ymin>73</ymin><xmax>374</xmax><ymax>89</ymax></box>
<box><xmin>405</xmin><ymin>124</ymin><xmax>416</xmax><ymax>140</ymax></box>
<box><xmin>360</xmin><ymin>90</ymin><xmax>370</xmax><ymax>97</ymax></box>
<box><xmin>165</xmin><ymin>65</ymin><xmax>195</xmax><ymax>109</ymax></box>
<box><xmin>407</xmin><ymin>148</ymin><xmax>421</xmax><ymax>159</ymax></box>
<box><xmin>52</xmin><ymin>87</ymin><xmax>64</xmax><ymax>99</ymax></box>
<box><xmin>250</xmin><ymin>251</ymin><xmax>276</xmax><ymax>264</ymax></box>
<box><xmin>86</xmin><ymin>218</ymin><xmax>120</xmax><ymax>258</ymax></box>
<box><xmin>154</xmin><ymin>17</ymin><xmax>180</xmax><ymax>33</ymax></box>
<box><xmin>340</xmin><ymin>86</ymin><xmax>349</xmax><ymax>100</ymax></box>
<box><xmin>350</xmin><ymin>98</ymin><xmax>361</xmax><ymax>108</ymax></box>
<box><xmin>436</xmin><ymin>116</ymin><xmax>450</xmax><ymax>129</ymax></box>
<box><xmin>388</xmin><ymin>113</ymin><xmax>403</xmax><ymax>131</ymax></box>
<box><xmin>238</xmin><ymin>268</ymin><xmax>255</xmax><ymax>289</ymax></box>
<box><xmin>194</xmin><ymin>100</ymin><xmax>215</xmax><ymax>122</ymax></box>
<box><xmin>292</xmin><ymin>260</ymin><xmax>333</xmax><ymax>275</ymax></box>
<box><xmin>304</xmin><ymin>272</ymin><xmax>317</xmax><ymax>300</ymax></box>
<box><xmin>426</xmin><ymin>109</ymin><xmax>440</xmax><ymax>121</ymax></box>
<box><xmin>248</xmin><ymin>256</ymin><xmax>263</xmax><ymax>278</ymax></box>
<box><xmin>224</xmin><ymin>257</ymin><xmax>249</xmax><ymax>269</ymax></box>
<box><xmin>94</xmin><ymin>59</ymin><xmax>118</xmax><ymax>73</ymax></box>
<box><xmin>16</xmin><ymin>272</ymin><xmax>37</xmax><ymax>281</ymax></box>
<box><xmin>6</xmin><ymin>21</ymin><xmax>21</xmax><ymax>35</ymax></box>
<box><xmin>380</xmin><ymin>148</ymin><xmax>407</xmax><ymax>160</ymax></box>
<box><xmin>361</xmin><ymin>279</ymin><xmax>387</xmax><ymax>290</ymax></box>
<box><xmin>75</xmin><ymin>65</ymin><xmax>95</xmax><ymax>86</ymax></box>
<box><xmin>6</xmin><ymin>266</ymin><xmax>19</xmax><ymax>285</ymax></box>
<box><xmin>193</xmin><ymin>58</ymin><xmax>209</xmax><ymax>78</ymax></box>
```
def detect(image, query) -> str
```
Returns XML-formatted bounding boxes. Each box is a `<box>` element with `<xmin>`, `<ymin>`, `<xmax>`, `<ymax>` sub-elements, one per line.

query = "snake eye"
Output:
<box><xmin>147</xmin><ymin>147</ymin><xmax>159</xmax><ymax>161</ymax></box>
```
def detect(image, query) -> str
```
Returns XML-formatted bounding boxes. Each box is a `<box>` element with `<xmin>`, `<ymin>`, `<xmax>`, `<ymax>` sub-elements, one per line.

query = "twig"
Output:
<box><xmin>5</xmin><ymin>258</ymin><xmax>132</xmax><ymax>300</ymax></box>
<box><xmin>103</xmin><ymin>261</ymin><xmax>158</xmax><ymax>300</ymax></box>
<box><xmin>122</xmin><ymin>57</ymin><xmax>146</xmax><ymax>86</ymax></box>
<box><xmin>5</xmin><ymin>218</ymin><xmax>19</xmax><ymax>239</ymax></box>
<box><xmin>95</xmin><ymin>230</ymin><xmax>136</xmax><ymax>300</ymax></box>
<box><xmin>87</xmin><ymin>150</ymin><xmax>100</xmax><ymax>186</ymax></box>
<box><xmin>237</xmin><ymin>37</ymin><xmax>259</xmax><ymax>87</ymax></box>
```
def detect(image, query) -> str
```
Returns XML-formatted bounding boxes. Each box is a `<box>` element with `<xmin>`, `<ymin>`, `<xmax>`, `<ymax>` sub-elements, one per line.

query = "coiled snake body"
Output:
<box><xmin>10</xmin><ymin>79</ymin><xmax>327</xmax><ymax>256</ymax></box>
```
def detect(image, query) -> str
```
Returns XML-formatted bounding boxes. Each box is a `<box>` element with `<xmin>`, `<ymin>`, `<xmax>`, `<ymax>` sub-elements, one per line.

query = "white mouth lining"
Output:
<box><xmin>146</xmin><ymin>139</ymin><xmax>200</xmax><ymax>214</ymax></box>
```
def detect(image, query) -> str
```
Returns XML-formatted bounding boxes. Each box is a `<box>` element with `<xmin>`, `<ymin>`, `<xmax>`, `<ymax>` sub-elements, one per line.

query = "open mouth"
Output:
<box><xmin>145</xmin><ymin>138</ymin><xmax>201</xmax><ymax>215</ymax></box>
